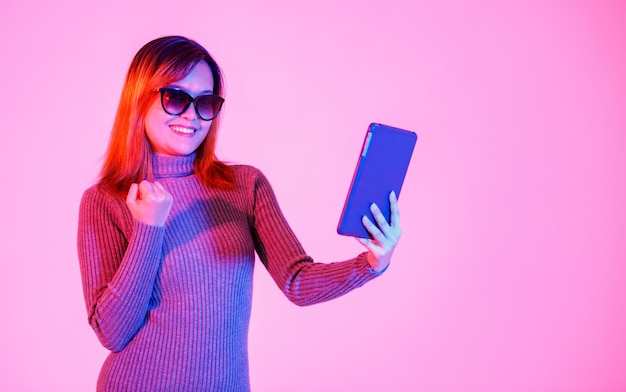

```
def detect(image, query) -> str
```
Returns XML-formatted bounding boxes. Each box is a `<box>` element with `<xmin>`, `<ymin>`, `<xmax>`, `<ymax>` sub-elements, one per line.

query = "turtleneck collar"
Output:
<box><xmin>152</xmin><ymin>153</ymin><xmax>195</xmax><ymax>179</ymax></box>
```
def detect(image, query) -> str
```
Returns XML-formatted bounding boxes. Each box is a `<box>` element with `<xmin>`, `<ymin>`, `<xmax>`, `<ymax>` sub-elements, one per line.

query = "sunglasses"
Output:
<box><xmin>158</xmin><ymin>88</ymin><xmax>224</xmax><ymax>121</ymax></box>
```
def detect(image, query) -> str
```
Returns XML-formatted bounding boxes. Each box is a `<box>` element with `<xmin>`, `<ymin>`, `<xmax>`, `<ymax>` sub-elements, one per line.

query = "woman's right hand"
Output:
<box><xmin>126</xmin><ymin>180</ymin><xmax>173</xmax><ymax>227</ymax></box>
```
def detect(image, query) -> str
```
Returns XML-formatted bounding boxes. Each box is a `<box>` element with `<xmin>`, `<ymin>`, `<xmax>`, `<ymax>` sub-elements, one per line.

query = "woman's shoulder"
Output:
<box><xmin>230</xmin><ymin>163</ymin><xmax>260</xmax><ymax>173</ymax></box>
<box><xmin>80</xmin><ymin>183</ymin><xmax>127</xmax><ymax>213</ymax></box>
<box><xmin>82</xmin><ymin>182</ymin><xmax>120</xmax><ymax>199</ymax></box>
<box><xmin>226</xmin><ymin>164</ymin><xmax>276</xmax><ymax>197</ymax></box>
<box><xmin>79</xmin><ymin>183</ymin><xmax>134</xmax><ymax>235</ymax></box>
<box><xmin>229</xmin><ymin>164</ymin><xmax>267</xmax><ymax>184</ymax></box>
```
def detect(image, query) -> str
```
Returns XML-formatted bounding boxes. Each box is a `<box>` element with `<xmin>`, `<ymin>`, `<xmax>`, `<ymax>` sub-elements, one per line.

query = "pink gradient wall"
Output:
<box><xmin>1</xmin><ymin>1</ymin><xmax>625</xmax><ymax>391</ymax></box>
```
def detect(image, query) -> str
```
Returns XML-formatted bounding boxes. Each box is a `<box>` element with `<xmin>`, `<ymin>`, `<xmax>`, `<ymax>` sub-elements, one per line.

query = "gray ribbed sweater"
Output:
<box><xmin>77</xmin><ymin>153</ymin><xmax>382</xmax><ymax>391</ymax></box>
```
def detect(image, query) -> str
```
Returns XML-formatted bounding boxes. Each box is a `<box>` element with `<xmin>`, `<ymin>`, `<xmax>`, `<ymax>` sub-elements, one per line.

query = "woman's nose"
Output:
<box><xmin>180</xmin><ymin>101</ymin><xmax>199</xmax><ymax>120</ymax></box>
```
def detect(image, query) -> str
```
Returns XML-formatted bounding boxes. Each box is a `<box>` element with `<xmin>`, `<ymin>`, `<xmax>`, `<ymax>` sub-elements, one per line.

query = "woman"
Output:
<box><xmin>77</xmin><ymin>36</ymin><xmax>401</xmax><ymax>391</ymax></box>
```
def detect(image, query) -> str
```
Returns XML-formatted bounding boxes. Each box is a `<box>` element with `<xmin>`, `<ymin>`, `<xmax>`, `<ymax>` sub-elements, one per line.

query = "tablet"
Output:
<box><xmin>337</xmin><ymin>123</ymin><xmax>417</xmax><ymax>238</ymax></box>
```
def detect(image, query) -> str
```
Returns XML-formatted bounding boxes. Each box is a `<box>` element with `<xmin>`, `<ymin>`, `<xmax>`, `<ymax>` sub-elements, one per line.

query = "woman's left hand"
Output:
<box><xmin>357</xmin><ymin>191</ymin><xmax>402</xmax><ymax>273</ymax></box>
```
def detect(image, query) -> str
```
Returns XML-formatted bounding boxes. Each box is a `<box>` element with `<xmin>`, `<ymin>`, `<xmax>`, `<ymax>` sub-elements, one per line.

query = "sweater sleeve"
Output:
<box><xmin>77</xmin><ymin>186</ymin><xmax>165</xmax><ymax>352</ymax></box>
<box><xmin>249</xmin><ymin>168</ymin><xmax>382</xmax><ymax>306</ymax></box>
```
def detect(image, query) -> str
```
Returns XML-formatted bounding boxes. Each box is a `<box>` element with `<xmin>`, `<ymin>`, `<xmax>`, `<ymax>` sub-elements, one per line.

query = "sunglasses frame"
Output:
<box><xmin>158</xmin><ymin>87</ymin><xmax>224</xmax><ymax>121</ymax></box>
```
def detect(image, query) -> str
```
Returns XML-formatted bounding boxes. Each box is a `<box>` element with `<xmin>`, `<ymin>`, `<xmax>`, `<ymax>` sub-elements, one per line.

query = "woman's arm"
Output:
<box><xmin>249</xmin><ymin>169</ymin><xmax>397</xmax><ymax>306</ymax></box>
<box><xmin>77</xmin><ymin>185</ymin><xmax>167</xmax><ymax>352</ymax></box>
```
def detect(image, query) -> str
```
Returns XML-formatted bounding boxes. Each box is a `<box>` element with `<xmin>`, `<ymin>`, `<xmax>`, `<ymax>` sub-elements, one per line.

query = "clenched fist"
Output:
<box><xmin>126</xmin><ymin>180</ymin><xmax>173</xmax><ymax>227</ymax></box>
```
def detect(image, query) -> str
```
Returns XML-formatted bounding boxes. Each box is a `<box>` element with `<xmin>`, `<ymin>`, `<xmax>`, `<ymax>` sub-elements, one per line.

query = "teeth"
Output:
<box><xmin>171</xmin><ymin>125</ymin><xmax>195</xmax><ymax>134</ymax></box>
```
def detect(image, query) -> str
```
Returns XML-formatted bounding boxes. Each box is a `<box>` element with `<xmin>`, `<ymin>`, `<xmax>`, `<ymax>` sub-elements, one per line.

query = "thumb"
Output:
<box><xmin>126</xmin><ymin>183</ymin><xmax>139</xmax><ymax>205</ymax></box>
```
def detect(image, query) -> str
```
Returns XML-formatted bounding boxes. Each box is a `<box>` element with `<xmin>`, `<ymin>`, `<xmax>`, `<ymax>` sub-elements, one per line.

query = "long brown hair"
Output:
<box><xmin>99</xmin><ymin>36</ymin><xmax>234</xmax><ymax>195</ymax></box>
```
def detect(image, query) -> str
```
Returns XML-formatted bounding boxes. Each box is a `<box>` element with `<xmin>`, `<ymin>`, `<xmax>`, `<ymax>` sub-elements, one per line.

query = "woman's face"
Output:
<box><xmin>144</xmin><ymin>61</ymin><xmax>215</xmax><ymax>156</ymax></box>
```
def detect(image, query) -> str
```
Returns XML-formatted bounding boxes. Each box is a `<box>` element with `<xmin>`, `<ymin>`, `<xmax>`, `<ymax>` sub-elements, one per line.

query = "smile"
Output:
<box><xmin>170</xmin><ymin>125</ymin><xmax>195</xmax><ymax>134</ymax></box>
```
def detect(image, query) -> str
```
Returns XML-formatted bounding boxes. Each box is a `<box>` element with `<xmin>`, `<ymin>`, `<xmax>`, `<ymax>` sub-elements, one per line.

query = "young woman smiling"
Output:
<box><xmin>77</xmin><ymin>36</ymin><xmax>401</xmax><ymax>392</ymax></box>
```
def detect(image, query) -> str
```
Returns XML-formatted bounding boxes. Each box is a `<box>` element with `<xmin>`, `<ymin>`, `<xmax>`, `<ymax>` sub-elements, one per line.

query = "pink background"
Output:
<box><xmin>1</xmin><ymin>1</ymin><xmax>625</xmax><ymax>391</ymax></box>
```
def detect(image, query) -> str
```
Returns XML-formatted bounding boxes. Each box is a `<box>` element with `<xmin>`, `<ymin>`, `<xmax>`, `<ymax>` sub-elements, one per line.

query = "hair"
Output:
<box><xmin>99</xmin><ymin>36</ymin><xmax>234</xmax><ymax>195</ymax></box>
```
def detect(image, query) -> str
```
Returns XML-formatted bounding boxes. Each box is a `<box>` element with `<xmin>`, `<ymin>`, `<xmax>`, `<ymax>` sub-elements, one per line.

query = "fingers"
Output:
<box><xmin>356</xmin><ymin>236</ymin><xmax>383</xmax><ymax>253</ymax></box>
<box><xmin>126</xmin><ymin>183</ymin><xmax>139</xmax><ymax>204</ymax></box>
<box><xmin>134</xmin><ymin>180</ymin><xmax>170</xmax><ymax>201</ymax></box>
<box><xmin>356</xmin><ymin>234</ymin><xmax>390</xmax><ymax>273</ymax></box>
<box><xmin>362</xmin><ymin>212</ymin><xmax>393</xmax><ymax>253</ymax></box>
<box><xmin>389</xmin><ymin>191</ymin><xmax>401</xmax><ymax>229</ymax></box>
<box><xmin>153</xmin><ymin>181</ymin><xmax>173</xmax><ymax>204</ymax></box>
<box><xmin>139</xmin><ymin>180</ymin><xmax>156</xmax><ymax>200</ymax></box>
<box><xmin>153</xmin><ymin>181</ymin><xmax>167</xmax><ymax>195</ymax></box>
<box><xmin>367</xmin><ymin>201</ymin><xmax>400</xmax><ymax>241</ymax></box>
<box><xmin>362</xmin><ymin>214</ymin><xmax>381</xmax><ymax>237</ymax></box>
<box><xmin>125</xmin><ymin>180</ymin><xmax>173</xmax><ymax>227</ymax></box>
<box><xmin>369</xmin><ymin>203</ymin><xmax>391</xmax><ymax>235</ymax></box>
<box><xmin>357</xmin><ymin>191</ymin><xmax>403</xmax><ymax>273</ymax></box>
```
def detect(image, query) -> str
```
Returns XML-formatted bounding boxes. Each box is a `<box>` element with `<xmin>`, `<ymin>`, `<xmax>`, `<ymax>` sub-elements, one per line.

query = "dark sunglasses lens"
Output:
<box><xmin>162</xmin><ymin>89</ymin><xmax>191</xmax><ymax>115</ymax></box>
<box><xmin>196</xmin><ymin>95</ymin><xmax>223</xmax><ymax>120</ymax></box>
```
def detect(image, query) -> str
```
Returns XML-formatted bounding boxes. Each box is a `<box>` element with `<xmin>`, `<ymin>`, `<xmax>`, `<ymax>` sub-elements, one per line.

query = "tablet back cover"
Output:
<box><xmin>337</xmin><ymin>123</ymin><xmax>417</xmax><ymax>238</ymax></box>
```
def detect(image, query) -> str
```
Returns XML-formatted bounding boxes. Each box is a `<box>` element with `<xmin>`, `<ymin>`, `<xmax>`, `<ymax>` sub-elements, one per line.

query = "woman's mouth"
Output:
<box><xmin>170</xmin><ymin>125</ymin><xmax>195</xmax><ymax>134</ymax></box>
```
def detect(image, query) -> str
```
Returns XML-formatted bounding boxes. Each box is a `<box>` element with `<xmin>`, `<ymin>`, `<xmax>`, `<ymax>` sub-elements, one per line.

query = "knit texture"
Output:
<box><xmin>77</xmin><ymin>153</ymin><xmax>381</xmax><ymax>391</ymax></box>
